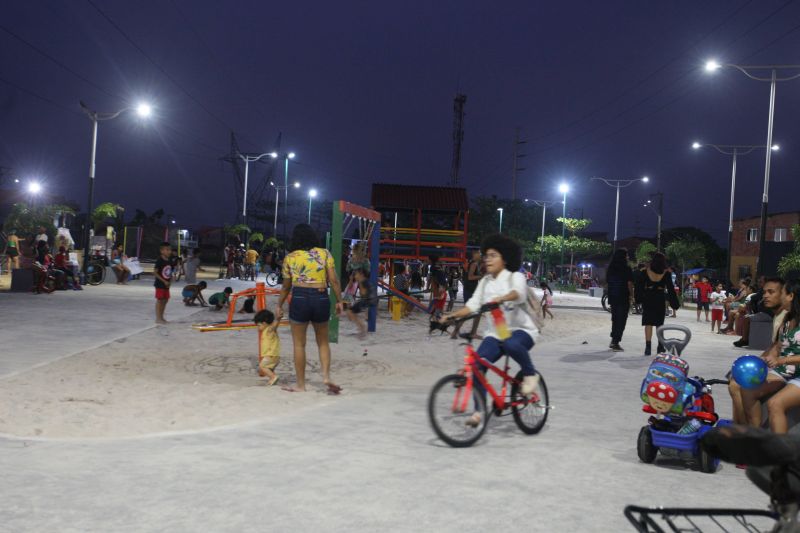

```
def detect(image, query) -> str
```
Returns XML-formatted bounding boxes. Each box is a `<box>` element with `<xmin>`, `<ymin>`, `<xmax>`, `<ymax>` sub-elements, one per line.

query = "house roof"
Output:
<box><xmin>734</xmin><ymin>210</ymin><xmax>800</xmax><ymax>222</ymax></box>
<box><xmin>371</xmin><ymin>184</ymin><xmax>469</xmax><ymax>212</ymax></box>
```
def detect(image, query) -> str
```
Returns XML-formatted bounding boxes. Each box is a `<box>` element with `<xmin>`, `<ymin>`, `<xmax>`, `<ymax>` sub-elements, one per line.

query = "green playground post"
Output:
<box><xmin>329</xmin><ymin>201</ymin><xmax>343</xmax><ymax>343</ymax></box>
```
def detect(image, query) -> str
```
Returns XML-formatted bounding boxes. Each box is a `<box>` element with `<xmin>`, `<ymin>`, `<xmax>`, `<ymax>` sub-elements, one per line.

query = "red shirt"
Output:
<box><xmin>55</xmin><ymin>253</ymin><xmax>67</xmax><ymax>269</ymax></box>
<box><xmin>695</xmin><ymin>281</ymin><xmax>712</xmax><ymax>303</ymax></box>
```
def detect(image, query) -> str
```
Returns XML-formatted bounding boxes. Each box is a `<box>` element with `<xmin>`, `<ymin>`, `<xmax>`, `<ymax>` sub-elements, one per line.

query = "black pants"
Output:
<box><xmin>609</xmin><ymin>297</ymin><xmax>629</xmax><ymax>344</ymax></box>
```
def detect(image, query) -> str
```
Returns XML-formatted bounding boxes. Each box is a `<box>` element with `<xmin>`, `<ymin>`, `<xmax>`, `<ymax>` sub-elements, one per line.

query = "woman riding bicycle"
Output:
<box><xmin>440</xmin><ymin>234</ymin><xmax>540</xmax><ymax>427</ymax></box>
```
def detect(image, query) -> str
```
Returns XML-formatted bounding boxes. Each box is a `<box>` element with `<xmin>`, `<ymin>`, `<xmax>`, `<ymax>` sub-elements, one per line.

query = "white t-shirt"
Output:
<box><xmin>35</xmin><ymin>233</ymin><xmax>48</xmax><ymax>244</ymax></box>
<box><xmin>710</xmin><ymin>291</ymin><xmax>727</xmax><ymax>310</ymax></box>
<box><xmin>466</xmin><ymin>270</ymin><xmax>539</xmax><ymax>341</ymax></box>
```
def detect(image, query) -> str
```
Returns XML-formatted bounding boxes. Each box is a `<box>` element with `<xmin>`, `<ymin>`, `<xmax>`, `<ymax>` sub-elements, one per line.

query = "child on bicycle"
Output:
<box><xmin>255</xmin><ymin>309</ymin><xmax>280</xmax><ymax>385</ymax></box>
<box><xmin>440</xmin><ymin>234</ymin><xmax>540</xmax><ymax>427</ymax></box>
<box><xmin>208</xmin><ymin>287</ymin><xmax>233</xmax><ymax>310</ymax></box>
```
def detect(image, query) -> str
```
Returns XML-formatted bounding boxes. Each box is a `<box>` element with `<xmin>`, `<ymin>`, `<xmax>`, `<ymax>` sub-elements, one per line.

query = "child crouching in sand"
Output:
<box><xmin>255</xmin><ymin>309</ymin><xmax>280</xmax><ymax>385</ymax></box>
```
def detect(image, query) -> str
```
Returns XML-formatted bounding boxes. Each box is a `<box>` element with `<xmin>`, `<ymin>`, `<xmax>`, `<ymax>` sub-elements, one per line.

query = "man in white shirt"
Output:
<box><xmin>35</xmin><ymin>226</ymin><xmax>48</xmax><ymax>245</ymax></box>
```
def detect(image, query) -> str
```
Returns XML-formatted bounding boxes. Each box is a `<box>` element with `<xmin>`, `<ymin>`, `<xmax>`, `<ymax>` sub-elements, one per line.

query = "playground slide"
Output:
<box><xmin>377</xmin><ymin>280</ymin><xmax>430</xmax><ymax>313</ymax></box>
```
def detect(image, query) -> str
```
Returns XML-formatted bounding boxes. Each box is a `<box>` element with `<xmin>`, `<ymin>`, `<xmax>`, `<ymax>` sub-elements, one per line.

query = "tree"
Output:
<box><xmin>778</xmin><ymin>224</ymin><xmax>800</xmax><ymax>278</ymax></box>
<box><xmin>249</xmin><ymin>232</ymin><xmax>264</xmax><ymax>244</ymax></box>
<box><xmin>556</xmin><ymin>217</ymin><xmax>594</xmax><ymax>276</ymax></box>
<box><xmin>661</xmin><ymin>226</ymin><xmax>725</xmax><ymax>270</ymax></box>
<box><xmin>635</xmin><ymin>241</ymin><xmax>657</xmax><ymax>264</ymax></box>
<box><xmin>2</xmin><ymin>203</ymin><xmax>75</xmax><ymax>242</ymax></box>
<box><xmin>92</xmin><ymin>202</ymin><xmax>124</xmax><ymax>232</ymax></box>
<box><xmin>665</xmin><ymin>238</ymin><xmax>706</xmax><ymax>277</ymax></box>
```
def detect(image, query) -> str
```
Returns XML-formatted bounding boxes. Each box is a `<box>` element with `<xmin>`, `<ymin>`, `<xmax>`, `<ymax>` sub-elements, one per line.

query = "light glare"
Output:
<box><xmin>136</xmin><ymin>103</ymin><xmax>152</xmax><ymax>118</ymax></box>
<box><xmin>288</xmin><ymin>152</ymin><xmax>296</xmax><ymax>159</ymax></box>
<box><xmin>28</xmin><ymin>182</ymin><xmax>42</xmax><ymax>194</ymax></box>
<box><xmin>705</xmin><ymin>60</ymin><xmax>721</xmax><ymax>72</ymax></box>
<box><xmin>642</xmin><ymin>176</ymin><xmax>649</xmax><ymax>183</ymax></box>
<box><xmin>309</xmin><ymin>189</ymin><xmax>318</xmax><ymax>198</ymax></box>
<box><xmin>294</xmin><ymin>181</ymin><xmax>300</xmax><ymax>188</ymax></box>
<box><xmin>692</xmin><ymin>142</ymin><xmax>702</xmax><ymax>149</ymax></box>
<box><xmin>558</xmin><ymin>183</ymin><xmax>569</xmax><ymax>194</ymax></box>
<box><xmin>771</xmin><ymin>144</ymin><xmax>780</xmax><ymax>151</ymax></box>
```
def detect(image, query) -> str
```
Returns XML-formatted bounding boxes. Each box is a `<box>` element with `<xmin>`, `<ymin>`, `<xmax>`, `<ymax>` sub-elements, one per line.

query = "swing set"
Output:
<box><xmin>329</xmin><ymin>201</ymin><xmax>381</xmax><ymax>343</ymax></box>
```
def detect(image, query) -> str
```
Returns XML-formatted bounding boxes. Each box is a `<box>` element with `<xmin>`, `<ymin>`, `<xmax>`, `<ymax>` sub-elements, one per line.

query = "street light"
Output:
<box><xmin>268</xmin><ymin>178</ymin><xmax>301</xmax><ymax>237</ymax></box>
<box><xmin>558</xmin><ymin>183</ymin><xmax>569</xmax><ymax>283</ymax></box>
<box><xmin>237</xmin><ymin>152</ymin><xmax>276</xmax><ymax>222</ymax></box>
<box><xmin>269</xmin><ymin>151</ymin><xmax>297</xmax><ymax>237</ymax></box>
<box><xmin>642</xmin><ymin>193</ymin><xmax>663</xmax><ymax>252</ymax></box>
<box><xmin>691</xmin><ymin>141</ymin><xmax>780</xmax><ymax>281</ymax></box>
<box><xmin>531</xmin><ymin>199</ymin><xmax>556</xmax><ymax>278</ymax></box>
<box><xmin>308</xmin><ymin>188</ymin><xmax>318</xmax><ymax>223</ymax></box>
<box><xmin>27</xmin><ymin>181</ymin><xmax>42</xmax><ymax>208</ymax></box>
<box><xmin>705</xmin><ymin>59</ymin><xmax>800</xmax><ymax>277</ymax></box>
<box><xmin>497</xmin><ymin>207</ymin><xmax>504</xmax><ymax>233</ymax></box>
<box><xmin>590</xmin><ymin>176</ymin><xmax>649</xmax><ymax>250</ymax></box>
<box><xmin>79</xmin><ymin>100</ymin><xmax>153</xmax><ymax>273</ymax></box>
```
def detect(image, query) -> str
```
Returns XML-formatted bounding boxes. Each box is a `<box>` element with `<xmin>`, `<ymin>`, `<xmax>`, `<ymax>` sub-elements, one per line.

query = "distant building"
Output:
<box><xmin>731</xmin><ymin>211</ymin><xmax>799</xmax><ymax>281</ymax></box>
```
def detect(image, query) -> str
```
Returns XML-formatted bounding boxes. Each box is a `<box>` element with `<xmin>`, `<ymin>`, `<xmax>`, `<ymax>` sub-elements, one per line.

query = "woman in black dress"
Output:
<box><xmin>635</xmin><ymin>252</ymin><xmax>680</xmax><ymax>356</ymax></box>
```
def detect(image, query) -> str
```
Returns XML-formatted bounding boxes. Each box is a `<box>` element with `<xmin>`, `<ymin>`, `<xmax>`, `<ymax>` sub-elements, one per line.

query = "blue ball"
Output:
<box><xmin>731</xmin><ymin>355</ymin><xmax>768</xmax><ymax>390</ymax></box>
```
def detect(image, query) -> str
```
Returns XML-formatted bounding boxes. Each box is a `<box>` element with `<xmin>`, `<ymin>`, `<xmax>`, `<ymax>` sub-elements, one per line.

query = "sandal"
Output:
<box><xmin>465</xmin><ymin>412</ymin><xmax>482</xmax><ymax>427</ymax></box>
<box><xmin>326</xmin><ymin>383</ymin><xmax>342</xmax><ymax>395</ymax></box>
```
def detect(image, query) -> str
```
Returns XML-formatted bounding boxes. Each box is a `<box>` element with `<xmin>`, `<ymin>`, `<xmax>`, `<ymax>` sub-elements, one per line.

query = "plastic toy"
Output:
<box><xmin>636</xmin><ymin>325</ymin><xmax>732</xmax><ymax>473</ymax></box>
<box><xmin>731</xmin><ymin>355</ymin><xmax>768</xmax><ymax>390</ymax></box>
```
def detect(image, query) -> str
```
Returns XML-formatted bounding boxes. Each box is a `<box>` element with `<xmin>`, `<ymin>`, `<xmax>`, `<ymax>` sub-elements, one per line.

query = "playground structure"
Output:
<box><xmin>328</xmin><ymin>200</ymin><xmax>381</xmax><ymax>343</ymax></box>
<box><xmin>371</xmin><ymin>184</ymin><xmax>469</xmax><ymax>318</ymax></box>
<box><xmin>192</xmin><ymin>282</ymin><xmax>283</xmax><ymax>332</ymax></box>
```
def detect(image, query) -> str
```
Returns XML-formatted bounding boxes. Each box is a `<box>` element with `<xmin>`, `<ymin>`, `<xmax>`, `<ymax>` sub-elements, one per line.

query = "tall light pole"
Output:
<box><xmin>591</xmin><ymin>176</ymin><xmax>649</xmax><ymax>250</ymax></box>
<box><xmin>558</xmin><ymin>183</ymin><xmax>569</xmax><ymax>283</ymax></box>
<box><xmin>237</xmin><ymin>152</ymin><xmax>275</xmax><ymax>222</ymax></box>
<box><xmin>27</xmin><ymin>181</ymin><xmax>42</xmax><ymax>208</ymax></box>
<box><xmin>79</xmin><ymin>100</ymin><xmax>152</xmax><ymax>273</ymax></box>
<box><xmin>531</xmin><ymin>200</ymin><xmax>555</xmax><ymax>278</ymax></box>
<box><xmin>269</xmin><ymin>180</ymin><xmax>301</xmax><ymax>237</ymax></box>
<box><xmin>643</xmin><ymin>192</ymin><xmax>663</xmax><ymax>252</ymax></box>
<box><xmin>269</xmin><ymin>151</ymin><xmax>296</xmax><ymax>237</ymax></box>
<box><xmin>497</xmin><ymin>207</ymin><xmax>504</xmax><ymax>233</ymax></box>
<box><xmin>691</xmin><ymin>141</ymin><xmax>779</xmax><ymax>281</ymax></box>
<box><xmin>705</xmin><ymin>60</ymin><xmax>800</xmax><ymax>277</ymax></box>
<box><xmin>308</xmin><ymin>188</ymin><xmax>318</xmax><ymax>223</ymax></box>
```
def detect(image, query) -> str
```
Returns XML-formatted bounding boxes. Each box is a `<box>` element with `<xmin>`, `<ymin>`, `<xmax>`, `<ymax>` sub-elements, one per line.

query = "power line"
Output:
<box><xmin>0</xmin><ymin>24</ymin><xmax>118</xmax><ymax>99</ymax></box>
<box><xmin>525</xmin><ymin>0</ymin><xmax>756</xmax><ymax>146</ymax></box>
<box><xmin>84</xmin><ymin>0</ymin><xmax>251</xmax><ymax>143</ymax></box>
<box><xmin>0</xmin><ymin>74</ymin><xmax>82</xmax><ymax>116</ymax></box>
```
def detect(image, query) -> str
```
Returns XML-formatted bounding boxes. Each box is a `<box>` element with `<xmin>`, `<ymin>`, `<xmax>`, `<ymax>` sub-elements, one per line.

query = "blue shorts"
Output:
<box><xmin>289</xmin><ymin>287</ymin><xmax>330</xmax><ymax>324</ymax></box>
<box><xmin>181</xmin><ymin>288</ymin><xmax>193</xmax><ymax>299</ymax></box>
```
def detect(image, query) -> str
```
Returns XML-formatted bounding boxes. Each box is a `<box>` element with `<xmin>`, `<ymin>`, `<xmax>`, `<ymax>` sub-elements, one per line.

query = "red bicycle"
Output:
<box><xmin>428</xmin><ymin>303</ymin><xmax>550</xmax><ymax>447</ymax></box>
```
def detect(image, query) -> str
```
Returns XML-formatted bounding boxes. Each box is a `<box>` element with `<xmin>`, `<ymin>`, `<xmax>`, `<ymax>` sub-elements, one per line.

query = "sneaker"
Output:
<box><xmin>611</xmin><ymin>343</ymin><xmax>624</xmax><ymax>352</ymax></box>
<box><xmin>521</xmin><ymin>374</ymin><xmax>541</xmax><ymax>395</ymax></box>
<box><xmin>733</xmin><ymin>339</ymin><xmax>749</xmax><ymax>348</ymax></box>
<box><xmin>609</xmin><ymin>341</ymin><xmax>615</xmax><ymax>349</ymax></box>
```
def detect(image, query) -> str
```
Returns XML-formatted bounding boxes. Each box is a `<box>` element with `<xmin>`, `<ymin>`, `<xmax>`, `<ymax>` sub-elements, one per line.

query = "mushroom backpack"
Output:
<box><xmin>640</xmin><ymin>355</ymin><xmax>691</xmax><ymax>415</ymax></box>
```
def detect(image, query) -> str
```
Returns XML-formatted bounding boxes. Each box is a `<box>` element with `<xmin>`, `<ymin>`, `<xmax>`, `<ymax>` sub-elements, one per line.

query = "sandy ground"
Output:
<box><xmin>0</xmin><ymin>288</ymin><xmax>605</xmax><ymax>439</ymax></box>
<box><xmin>0</xmin><ymin>281</ymin><xmax>769</xmax><ymax>532</ymax></box>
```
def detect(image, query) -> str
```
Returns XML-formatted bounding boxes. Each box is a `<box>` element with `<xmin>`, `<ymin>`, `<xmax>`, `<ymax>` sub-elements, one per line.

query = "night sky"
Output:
<box><xmin>2</xmin><ymin>1</ymin><xmax>800</xmax><ymax>243</ymax></box>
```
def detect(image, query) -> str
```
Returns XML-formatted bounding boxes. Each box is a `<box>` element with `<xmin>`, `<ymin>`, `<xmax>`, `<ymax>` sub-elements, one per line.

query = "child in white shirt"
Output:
<box><xmin>710</xmin><ymin>283</ymin><xmax>727</xmax><ymax>333</ymax></box>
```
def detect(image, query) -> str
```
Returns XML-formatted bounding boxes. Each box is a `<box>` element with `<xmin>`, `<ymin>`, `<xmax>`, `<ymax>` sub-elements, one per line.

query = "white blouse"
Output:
<box><xmin>465</xmin><ymin>269</ymin><xmax>539</xmax><ymax>341</ymax></box>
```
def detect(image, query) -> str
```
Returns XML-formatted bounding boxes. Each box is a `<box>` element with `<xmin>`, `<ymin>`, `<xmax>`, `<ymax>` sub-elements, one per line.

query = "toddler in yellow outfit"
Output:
<box><xmin>255</xmin><ymin>309</ymin><xmax>280</xmax><ymax>385</ymax></box>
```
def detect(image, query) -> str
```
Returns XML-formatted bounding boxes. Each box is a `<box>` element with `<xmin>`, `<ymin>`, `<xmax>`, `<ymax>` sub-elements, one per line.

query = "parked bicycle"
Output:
<box><xmin>265</xmin><ymin>270</ymin><xmax>283</xmax><ymax>287</ymax></box>
<box><xmin>427</xmin><ymin>303</ymin><xmax>550</xmax><ymax>447</ymax></box>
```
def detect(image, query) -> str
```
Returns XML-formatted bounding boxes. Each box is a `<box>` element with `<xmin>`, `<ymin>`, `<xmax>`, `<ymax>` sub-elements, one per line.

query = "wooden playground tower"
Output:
<box><xmin>371</xmin><ymin>184</ymin><xmax>470</xmax><ymax>267</ymax></box>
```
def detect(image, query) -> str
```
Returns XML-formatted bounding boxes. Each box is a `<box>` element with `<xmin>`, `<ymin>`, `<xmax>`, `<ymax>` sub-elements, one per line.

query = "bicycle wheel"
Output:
<box><xmin>428</xmin><ymin>374</ymin><xmax>488</xmax><ymax>448</ymax></box>
<box><xmin>266</xmin><ymin>272</ymin><xmax>279</xmax><ymax>287</ymax></box>
<box><xmin>511</xmin><ymin>371</ymin><xmax>549</xmax><ymax>434</ymax></box>
<box><xmin>602</xmin><ymin>294</ymin><xmax>612</xmax><ymax>313</ymax></box>
<box><xmin>85</xmin><ymin>262</ymin><xmax>105</xmax><ymax>285</ymax></box>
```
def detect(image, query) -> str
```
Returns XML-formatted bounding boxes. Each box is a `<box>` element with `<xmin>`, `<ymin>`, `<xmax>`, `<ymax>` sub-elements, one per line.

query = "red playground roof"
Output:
<box><xmin>371</xmin><ymin>184</ymin><xmax>469</xmax><ymax>212</ymax></box>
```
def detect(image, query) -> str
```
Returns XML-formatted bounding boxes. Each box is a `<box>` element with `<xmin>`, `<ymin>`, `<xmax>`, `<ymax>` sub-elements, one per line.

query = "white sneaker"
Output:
<box><xmin>521</xmin><ymin>374</ymin><xmax>540</xmax><ymax>395</ymax></box>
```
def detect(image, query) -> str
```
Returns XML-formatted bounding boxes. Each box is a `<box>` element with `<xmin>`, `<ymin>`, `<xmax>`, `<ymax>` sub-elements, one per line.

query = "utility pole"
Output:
<box><xmin>511</xmin><ymin>128</ymin><xmax>526</xmax><ymax>200</ymax></box>
<box><xmin>449</xmin><ymin>94</ymin><xmax>466</xmax><ymax>186</ymax></box>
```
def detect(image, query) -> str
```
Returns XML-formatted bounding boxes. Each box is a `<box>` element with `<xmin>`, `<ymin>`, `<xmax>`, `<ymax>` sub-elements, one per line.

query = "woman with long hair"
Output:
<box><xmin>635</xmin><ymin>252</ymin><xmax>680</xmax><ymax>355</ymax></box>
<box><xmin>276</xmin><ymin>224</ymin><xmax>344</xmax><ymax>393</ymax></box>
<box><xmin>605</xmin><ymin>248</ymin><xmax>633</xmax><ymax>352</ymax></box>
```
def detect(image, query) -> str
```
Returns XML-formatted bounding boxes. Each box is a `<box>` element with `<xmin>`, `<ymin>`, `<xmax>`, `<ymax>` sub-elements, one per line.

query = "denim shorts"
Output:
<box><xmin>289</xmin><ymin>287</ymin><xmax>331</xmax><ymax>324</ymax></box>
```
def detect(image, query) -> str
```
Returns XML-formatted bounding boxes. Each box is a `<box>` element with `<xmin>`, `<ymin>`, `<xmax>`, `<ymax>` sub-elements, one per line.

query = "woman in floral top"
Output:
<box><xmin>277</xmin><ymin>224</ymin><xmax>344</xmax><ymax>393</ymax></box>
<box><xmin>741</xmin><ymin>278</ymin><xmax>800</xmax><ymax>433</ymax></box>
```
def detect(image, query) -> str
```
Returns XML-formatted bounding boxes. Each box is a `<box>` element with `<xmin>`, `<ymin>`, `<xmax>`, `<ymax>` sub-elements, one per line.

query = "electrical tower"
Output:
<box><xmin>511</xmin><ymin>128</ymin><xmax>527</xmax><ymax>200</ymax></box>
<box><xmin>449</xmin><ymin>94</ymin><xmax>466</xmax><ymax>186</ymax></box>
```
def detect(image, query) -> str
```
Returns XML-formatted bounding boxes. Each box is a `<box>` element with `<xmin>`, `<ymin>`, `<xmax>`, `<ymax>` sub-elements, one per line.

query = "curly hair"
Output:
<box><xmin>290</xmin><ymin>223</ymin><xmax>319</xmax><ymax>251</ymax></box>
<box><xmin>784</xmin><ymin>278</ymin><xmax>800</xmax><ymax>322</ymax></box>
<box><xmin>480</xmin><ymin>233</ymin><xmax>522</xmax><ymax>272</ymax></box>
